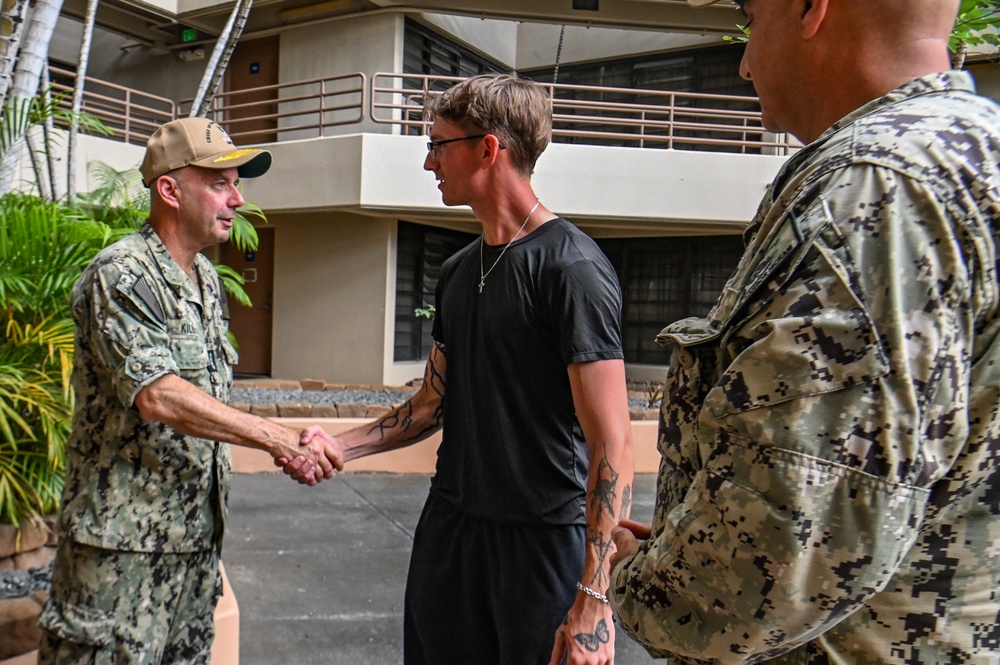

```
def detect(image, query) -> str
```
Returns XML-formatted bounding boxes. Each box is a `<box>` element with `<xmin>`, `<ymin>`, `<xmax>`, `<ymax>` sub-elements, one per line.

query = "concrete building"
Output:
<box><xmin>28</xmin><ymin>0</ymin><xmax>1000</xmax><ymax>385</ymax></box>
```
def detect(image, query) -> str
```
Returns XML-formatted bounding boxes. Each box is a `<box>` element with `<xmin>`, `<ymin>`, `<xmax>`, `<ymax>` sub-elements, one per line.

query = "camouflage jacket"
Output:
<box><xmin>58</xmin><ymin>223</ymin><xmax>236</xmax><ymax>553</ymax></box>
<box><xmin>611</xmin><ymin>72</ymin><xmax>1000</xmax><ymax>663</ymax></box>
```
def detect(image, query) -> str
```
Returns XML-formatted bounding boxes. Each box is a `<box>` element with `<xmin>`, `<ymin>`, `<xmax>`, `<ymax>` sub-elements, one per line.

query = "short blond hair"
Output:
<box><xmin>429</xmin><ymin>74</ymin><xmax>552</xmax><ymax>178</ymax></box>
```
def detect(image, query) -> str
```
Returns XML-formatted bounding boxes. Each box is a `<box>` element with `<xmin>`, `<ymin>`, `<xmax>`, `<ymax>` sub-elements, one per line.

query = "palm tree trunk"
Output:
<box><xmin>0</xmin><ymin>0</ymin><xmax>30</xmax><ymax>106</ymax></box>
<box><xmin>9</xmin><ymin>0</ymin><xmax>63</xmax><ymax>100</ymax></box>
<box><xmin>0</xmin><ymin>0</ymin><xmax>64</xmax><ymax>193</ymax></box>
<box><xmin>952</xmin><ymin>40</ymin><xmax>968</xmax><ymax>70</ymax></box>
<box><xmin>190</xmin><ymin>0</ymin><xmax>253</xmax><ymax>119</ymax></box>
<box><xmin>40</xmin><ymin>66</ymin><xmax>58</xmax><ymax>199</ymax></box>
<box><xmin>67</xmin><ymin>0</ymin><xmax>99</xmax><ymax>201</ymax></box>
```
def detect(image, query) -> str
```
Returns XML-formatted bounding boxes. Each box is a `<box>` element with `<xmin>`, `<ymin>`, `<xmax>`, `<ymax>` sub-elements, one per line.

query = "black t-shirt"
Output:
<box><xmin>430</xmin><ymin>217</ymin><xmax>623</xmax><ymax>526</ymax></box>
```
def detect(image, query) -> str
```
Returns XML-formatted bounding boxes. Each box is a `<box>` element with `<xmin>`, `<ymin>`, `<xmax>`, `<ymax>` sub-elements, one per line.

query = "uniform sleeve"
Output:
<box><xmin>610</xmin><ymin>163</ymin><xmax>973</xmax><ymax>662</ymax></box>
<box><xmin>78</xmin><ymin>260</ymin><xmax>178</xmax><ymax>408</ymax></box>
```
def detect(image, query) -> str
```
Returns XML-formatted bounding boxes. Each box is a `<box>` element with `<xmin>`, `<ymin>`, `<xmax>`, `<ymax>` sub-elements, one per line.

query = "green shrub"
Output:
<box><xmin>0</xmin><ymin>192</ymin><xmax>121</xmax><ymax>526</ymax></box>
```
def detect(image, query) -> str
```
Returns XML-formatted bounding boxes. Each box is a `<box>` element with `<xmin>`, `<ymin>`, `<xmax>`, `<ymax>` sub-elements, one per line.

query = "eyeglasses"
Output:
<box><xmin>426</xmin><ymin>134</ymin><xmax>506</xmax><ymax>161</ymax></box>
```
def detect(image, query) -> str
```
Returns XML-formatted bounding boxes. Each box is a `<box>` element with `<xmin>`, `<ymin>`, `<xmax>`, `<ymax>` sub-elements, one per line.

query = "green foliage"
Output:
<box><xmin>951</xmin><ymin>0</ymin><xmax>1000</xmax><ymax>52</ymax></box>
<box><xmin>0</xmin><ymin>192</ymin><xmax>118</xmax><ymax>526</ymax></box>
<box><xmin>414</xmin><ymin>304</ymin><xmax>436</xmax><ymax>319</ymax></box>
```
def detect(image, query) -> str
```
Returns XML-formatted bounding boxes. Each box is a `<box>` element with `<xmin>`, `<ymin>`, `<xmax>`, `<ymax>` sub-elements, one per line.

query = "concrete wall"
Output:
<box><xmin>244</xmin><ymin>133</ymin><xmax>784</xmax><ymax>231</ymax></box>
<box><xmin>10</xmin><ymin>131</ymin><xmax>145</xmax><ymax>200</ymax></box>
<box><xmin>52</xmin><ymin>16</ymin><xmax>206</xmax><ymax>103</ymax></box>
<box><xmin>278</xmin><ymin>13</ymin><xmax>403</xmax><ymax>140</ymax></box>
<box><xmin>270</xmin><ymin>212</ymin><xmax>395</xmax><ymax>384</ymax></box>
<box><xmin>418</xmin><ymin>14</ymin><xmax>720</xmax><ymax>72</ymax></box>
<box><xmin>514</xmin><ymin>23</ymin><xmax>719</xmax><ymax>70</ymax></box>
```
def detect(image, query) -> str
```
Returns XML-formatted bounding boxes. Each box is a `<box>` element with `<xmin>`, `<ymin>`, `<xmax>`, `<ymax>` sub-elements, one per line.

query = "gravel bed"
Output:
<box><xmin>0</xmin><ymin>563</ymin><xmax>51</xmax><ymax>601</ymax></box>
<box><xmin>229</xmin><ymin>387</ymin><xmax>416</xmax><ymax>407</ymax></box>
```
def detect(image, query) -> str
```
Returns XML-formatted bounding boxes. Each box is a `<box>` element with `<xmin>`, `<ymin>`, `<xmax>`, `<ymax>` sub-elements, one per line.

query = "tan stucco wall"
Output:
<box><xmin>278</xmin><ymin>13</ymin><xmax>403</xmax><ymax>139</ymax></box>
<box><xmin>270</xmin><ymin>211</ymin><xmax>395</xmax><ymax>384</ymax></box>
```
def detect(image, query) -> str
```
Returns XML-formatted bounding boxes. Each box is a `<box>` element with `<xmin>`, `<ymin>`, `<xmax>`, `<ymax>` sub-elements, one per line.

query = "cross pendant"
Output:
<box><xmin>478</xmin><ymin>279</ymin><xmax>485</xmax><ymax>293</ymax></box>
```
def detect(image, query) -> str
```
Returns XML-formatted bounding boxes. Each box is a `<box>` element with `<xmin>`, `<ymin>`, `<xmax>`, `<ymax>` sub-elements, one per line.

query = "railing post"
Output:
<box><xmin>124</xmin><ymin>88</ymin><xmax>131</xmax><ymax>144</ymax></box>
<box><xmin>318</xmin><ymin>79</ymin><xmax>325</xmax><ymax>137</ymax></box>
<box><xmin>667</xmin><ymin>93</ymin><xmax>675</xmax><ymax>150</ymax></box>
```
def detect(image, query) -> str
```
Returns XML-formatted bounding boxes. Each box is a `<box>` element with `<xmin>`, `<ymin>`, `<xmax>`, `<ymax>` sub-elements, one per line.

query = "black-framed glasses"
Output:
<box><xmin>426</xmin><ymin>134</ymin><xmax>506</xmax><ymax>160</ymax></box>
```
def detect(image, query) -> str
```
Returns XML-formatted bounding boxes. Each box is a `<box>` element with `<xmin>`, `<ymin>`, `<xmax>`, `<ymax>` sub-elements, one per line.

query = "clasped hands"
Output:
<box><xmin>274</xmin><ymin>425</ymin><xmax>345</xmax><ymax>486</ymax></box>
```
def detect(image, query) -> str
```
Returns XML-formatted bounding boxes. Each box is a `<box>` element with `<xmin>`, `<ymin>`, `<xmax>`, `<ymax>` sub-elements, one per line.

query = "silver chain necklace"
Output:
<box><xmin>478</xmin><ymin>200</ymin><xmax>540</xmax><ymax>293</ymax></box>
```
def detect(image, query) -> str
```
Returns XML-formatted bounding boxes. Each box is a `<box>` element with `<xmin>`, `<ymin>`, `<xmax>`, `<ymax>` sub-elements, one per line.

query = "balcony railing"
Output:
<box><xmin>50</xmin><ymin>66</ymin><xmax>176</xmax><ymax>147</ymax></box>
<box><xmin>49</xmin><ymin>67</ymin><xmax>798</xmax><ymax>156</ymax></box>
<box><xmin>371</xmin><ymin>73</ymin><xmax>797</xmax><ymax>155</ymax></box>
<box><xmin>181</xmin><ymin>72</ymin><xmax>368</xmax><ymax>142</ymax></box>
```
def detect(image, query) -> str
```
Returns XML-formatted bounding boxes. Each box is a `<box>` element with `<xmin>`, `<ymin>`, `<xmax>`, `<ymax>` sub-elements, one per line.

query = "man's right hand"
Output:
<box><xmin>275</xmin><ymin>426</ymin><xmax>345</xmax><ymax>486</ymax></box>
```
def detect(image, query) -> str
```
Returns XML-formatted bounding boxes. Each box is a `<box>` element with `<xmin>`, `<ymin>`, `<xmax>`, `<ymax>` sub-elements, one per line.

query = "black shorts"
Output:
<box><xmin>403</xmin><ymin>492</ymin><xmax>586</xmax><ymax>665</ymax></box>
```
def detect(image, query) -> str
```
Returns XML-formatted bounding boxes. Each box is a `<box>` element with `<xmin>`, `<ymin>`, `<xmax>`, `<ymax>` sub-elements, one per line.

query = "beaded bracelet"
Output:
<box><xmin>576</xmin><ymin>581</ymin><xmax>609</xmax><ymax>603</ymax></box>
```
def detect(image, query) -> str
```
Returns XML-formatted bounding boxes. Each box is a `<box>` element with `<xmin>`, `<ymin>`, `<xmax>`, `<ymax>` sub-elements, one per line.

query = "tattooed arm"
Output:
<box><xmin>550</xmin><ymin>358</ymin><xmax>634</xmax><ymax>665</ymax></box>
<box><xmin>279</xmin><ymin>341</ymin><xmax>447</xmax><ymax>484</ymax></box>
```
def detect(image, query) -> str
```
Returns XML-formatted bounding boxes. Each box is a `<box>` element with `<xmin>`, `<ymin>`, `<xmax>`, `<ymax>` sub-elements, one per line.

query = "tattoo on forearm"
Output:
<box><xmin>427</xmin><ymin>342</ymin><xmax>446</xmax><ymax>398</ymax></box>
<box><xmin>574</xmin><ymin>619</ymin><xmax>610</xmax><ymax>653</ymax></box>
<box><xmin>620</xmin><ymin>484</ymin><xmax>632</xmax><ymax>520</ymax></box>
<box><xmin>587</xmin><ymin>528</ymin><xmax>614</xmax><ymax>587</ymax></box>
<box><xmin>590</xmin><ymin>457</ymin><xmax>619</xmax><ymax>522</ymax></box>
<box><xmin>365</xmin><ymin>342</ymin><xmax>445</xmax><ymax>444</ymax></box>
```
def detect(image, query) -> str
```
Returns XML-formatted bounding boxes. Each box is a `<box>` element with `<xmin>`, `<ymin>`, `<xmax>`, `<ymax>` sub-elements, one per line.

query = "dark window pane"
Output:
<box><xmin>394</xmin><ymin>221</ymin><xmax>476</xmax><ymax>361</ymax></box>
<box><xmin>598</xmin><ymin>236</ymin><xmax>743</xmax><ymax>364</ymax></box>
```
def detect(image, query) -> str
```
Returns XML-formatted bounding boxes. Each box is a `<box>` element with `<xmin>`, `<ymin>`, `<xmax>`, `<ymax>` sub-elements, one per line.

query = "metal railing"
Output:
<box><xmin>49</xmin><ymin>67</ymin><xmax>797</xmax><ymax>156</ymax></box>
<box><xmin>49</xmin><ymin>66</ymin><xmax>175</xmax><ymax>146</ymax></box>
<box><xmin>370</xmin><ymin>72</ymin><xmax>798</xmax><ymax>155</ymax></box>
<box><xmin>182</xmin><ymin>72</ymin><xmax>367</xmax><ymax>142</ymax></box>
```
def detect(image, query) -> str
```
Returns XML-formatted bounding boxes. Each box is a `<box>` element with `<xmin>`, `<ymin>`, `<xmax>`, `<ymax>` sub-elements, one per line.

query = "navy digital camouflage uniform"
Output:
<box><xmin>610</xmin><ymin>71</ymin><xmax>1000</xmax><ymax>663</ymax></box>
<box><xmin>39</xmin><ymin>222</ymin><xmax>237</xmax><ymax>664</ymax></box>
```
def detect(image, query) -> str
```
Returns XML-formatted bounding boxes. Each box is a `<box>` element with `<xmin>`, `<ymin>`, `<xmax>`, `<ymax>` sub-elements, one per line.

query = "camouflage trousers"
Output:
<box><xmin>37</xmin><ymin>539</ymin><xmax>221</xmax><ymax>665</ymax></box>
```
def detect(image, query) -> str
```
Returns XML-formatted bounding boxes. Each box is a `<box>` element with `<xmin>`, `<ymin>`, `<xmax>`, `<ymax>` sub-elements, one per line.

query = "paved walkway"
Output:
<box><xmin>224</xmin><ymin>472</ymin><xmax>660</xmax><ymax>664</ymax></box>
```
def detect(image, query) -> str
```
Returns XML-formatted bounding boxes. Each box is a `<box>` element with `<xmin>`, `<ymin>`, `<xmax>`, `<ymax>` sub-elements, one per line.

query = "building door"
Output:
<box><xmin>224</xmin><ymin>36</ymin><xmax>280</xmax><ymax>143</ymax></box>
<box><xmin>221</xmin><ymin>227</ymin><xmax>274</xmax><ymax>376</ymax></box>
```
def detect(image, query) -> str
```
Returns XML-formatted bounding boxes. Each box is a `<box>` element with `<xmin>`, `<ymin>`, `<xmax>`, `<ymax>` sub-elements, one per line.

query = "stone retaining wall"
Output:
<box><xmin>0</xmin><ymin>520</ymin><xmax>56</xmax><ymax>662</ymax></box>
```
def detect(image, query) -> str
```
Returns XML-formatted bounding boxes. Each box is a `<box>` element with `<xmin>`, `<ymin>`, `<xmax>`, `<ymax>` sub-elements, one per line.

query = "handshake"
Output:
<box><xmin>272</xmin><ymin>425</ymin><xmax>345</xmax><ymax>486</ymax></box>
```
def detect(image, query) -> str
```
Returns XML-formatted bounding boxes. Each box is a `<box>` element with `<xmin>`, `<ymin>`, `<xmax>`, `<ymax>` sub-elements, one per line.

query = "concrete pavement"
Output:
<box><xmin>223</xmin><ymin>472</ymin><xmax>660</xmax><ymax>664</ymax></box>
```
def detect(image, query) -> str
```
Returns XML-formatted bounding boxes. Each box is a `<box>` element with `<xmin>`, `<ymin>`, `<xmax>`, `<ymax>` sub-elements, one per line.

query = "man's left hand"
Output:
<box><xmin>549</xmin><ymin>594</ymin><xmax>615</xmax><ymax>665</ymax></box>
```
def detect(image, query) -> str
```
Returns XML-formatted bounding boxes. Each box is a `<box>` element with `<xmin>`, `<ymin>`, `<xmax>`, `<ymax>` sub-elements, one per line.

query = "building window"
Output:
<box><xmin>403</xmin><ymin>18</ymin><xmax>505</xmax><ymax>82</ymax></box>
<box><xmin>597</xmin><ymin>235</ymin><xmax>744</xmax><ymax>364</ymax></box>
<box><xmin>401</xmin><ymin>19</ymin><xmax>508</xmax><ymax>136</ymax></box>
<box><xmin>394</xmin><ymin>221</ymin><xmax>476</xmax><ymax>362</ymax></box>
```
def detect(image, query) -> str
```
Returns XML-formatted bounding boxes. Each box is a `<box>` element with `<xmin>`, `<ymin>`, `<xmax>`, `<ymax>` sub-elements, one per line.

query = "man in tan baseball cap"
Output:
<box><xmin>38</xmin><ymin>115</ymin><xmax>329</xmax><ymax>664</ymax></box>
<box><xmin>139</xmin><ymin>116</ymin><xmax>272</xmax><ymax>186</ymax></box>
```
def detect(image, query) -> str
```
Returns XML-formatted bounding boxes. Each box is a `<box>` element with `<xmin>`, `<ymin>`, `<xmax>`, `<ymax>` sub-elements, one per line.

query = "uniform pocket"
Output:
<box><xmin>169</xmin><ymin>334</ymin><xmax>211</xmax><ymax>388</ymax></box>
<box><xmin>706</xmin><ymin>239</ymin><xmax>889</xmax><ymax>419</ymax></box>
<box><xmin>38</xmin><ymin>599</ymin><xmax>114</xmax><ymax>647</ymax></box>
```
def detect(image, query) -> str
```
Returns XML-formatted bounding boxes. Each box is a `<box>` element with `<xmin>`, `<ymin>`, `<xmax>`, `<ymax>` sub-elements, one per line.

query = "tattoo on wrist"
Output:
<box><xmin>587</xmin><ymin>529</ymin><xmax>614</xmax><ymax>587</ymax></box>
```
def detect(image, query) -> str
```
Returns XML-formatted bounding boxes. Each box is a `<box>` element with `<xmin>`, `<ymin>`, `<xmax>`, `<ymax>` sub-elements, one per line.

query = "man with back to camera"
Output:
<box><xmin>609</xmin><ymin>0</ymin><xmax>1000</xmax><ymax>663</ymax></box>
<box><xmin>284</xmin><ymin>74</ymin><xmax>634</xmax><ymax>665</ymax></box>
<box><xmin>38</xmin><ymin>117</ymin><xmax>333</xmax><ymax>664</ymax></box>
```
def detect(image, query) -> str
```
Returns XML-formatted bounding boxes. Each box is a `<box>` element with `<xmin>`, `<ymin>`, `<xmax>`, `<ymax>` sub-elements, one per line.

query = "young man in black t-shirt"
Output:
<box><xmin>287</xmin><ymin>74</ymin><xmax>633</xmax><ymax>665</ymax></box>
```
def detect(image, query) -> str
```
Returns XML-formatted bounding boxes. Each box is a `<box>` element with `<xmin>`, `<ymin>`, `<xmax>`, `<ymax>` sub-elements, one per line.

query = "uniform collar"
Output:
<box><xmin>139</xmin><ymin>222</ymin><xmax>214</xmax><ymax>302</ymax></box>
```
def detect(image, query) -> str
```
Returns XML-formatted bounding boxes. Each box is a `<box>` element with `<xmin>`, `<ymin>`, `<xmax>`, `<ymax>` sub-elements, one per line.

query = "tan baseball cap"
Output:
<box><xmin>140</xmin><ymin>117</ymin><xmax>272</xmax><ymax>187</ymax></box>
